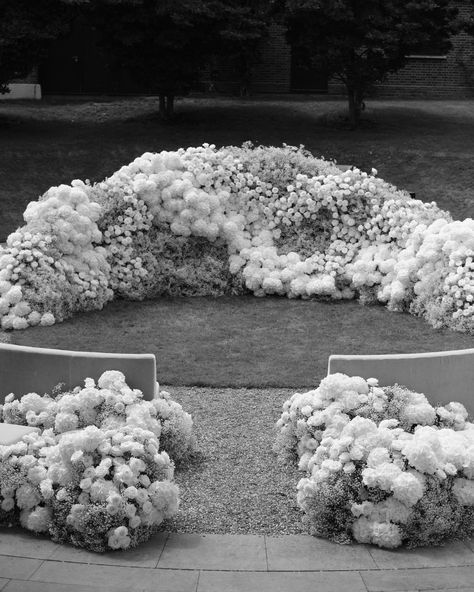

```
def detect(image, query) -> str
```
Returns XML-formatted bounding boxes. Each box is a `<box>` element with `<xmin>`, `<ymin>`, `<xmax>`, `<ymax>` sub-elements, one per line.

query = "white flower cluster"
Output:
<box><xmin>0</xmin><ymin>182</ymin><xmax>112</xmax><ymax>329</ymax></box>
<box><xmin>90</xmin><ymin>171</ymin><xmax>155</xmax><ymax>296</ymax></box>
<box><xmin>1</xmin><ymin>370</ymin><xmax>193</xmax><ymax>464</ymax></box>
<box><xmin>274</xmin><ymin>373</ymin><xmax>388</xmax><ymax>468</ymax></box>
<box><xmin>0</xmin><ymin>144</ymin><xmax>472</xmax><ymax>332</ymax></box>
<box><xmin>348</xmin><ymin>217</ymin><xmax>474</xmax><ymax>324</ymax></box>
<box><xmin>276</xmin><ymin>373</ymin><xmax>474</xmax><ymax>548</ymax></box>
<box><xmin>0</xmin><ymin>371</ymin><xmax>194</xmax><ymax>552</ymax></box>
<box><xmin>90</xmin><ymin>145</ymin><xmax>448</xmax><ymax>304</ymax></box>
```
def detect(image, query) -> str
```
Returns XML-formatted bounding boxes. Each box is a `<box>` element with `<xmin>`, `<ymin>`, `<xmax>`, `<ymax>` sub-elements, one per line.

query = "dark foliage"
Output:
<box><xmin>273</xmin><ymin>0</ymin><xmax>459</xmax><ymax>127</ymax></box>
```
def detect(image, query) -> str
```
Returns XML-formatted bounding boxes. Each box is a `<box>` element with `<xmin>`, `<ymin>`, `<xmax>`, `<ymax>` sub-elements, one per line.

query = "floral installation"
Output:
<box><xmin>0</xmin><ymin>371</ymin><xmax>194</xmax><ymax>551</ymax></box>
<box><xmin>275</xmin><ymin>373</ymin><xmax>474</xmax><ymax>548</ymax></box>
<box><xmin>0</xmin><ymin>143</ymin><xmax>472</xmax><ymax>332</ymax></box>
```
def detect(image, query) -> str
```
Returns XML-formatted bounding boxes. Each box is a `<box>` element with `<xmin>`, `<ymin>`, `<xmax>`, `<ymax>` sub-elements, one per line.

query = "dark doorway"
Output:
<box><xmin>40</xmin><ymin>17</ymin><xmax>145</xmax><ymax>94</ymax></box>
<box><xmin>290</xmin><ymin>48</ymin><xmax>328</xmax><ymax>93</ymax></box>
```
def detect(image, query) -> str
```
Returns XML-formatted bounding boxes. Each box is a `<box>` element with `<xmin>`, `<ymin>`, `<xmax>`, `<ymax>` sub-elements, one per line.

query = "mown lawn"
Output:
<box><xmin>2</xmin><ymin>96</ymin><xmax>474</xmax><ymax>388</ymax></box>
<box><xmin>1</xmin><ymin>96</ymin><xmax>473</xmax><ymax>242</ymax></box>
<box><xmin>10</xmin><ymin>297</ymin><xmax>474</xmax><ymax>388</ymax></box>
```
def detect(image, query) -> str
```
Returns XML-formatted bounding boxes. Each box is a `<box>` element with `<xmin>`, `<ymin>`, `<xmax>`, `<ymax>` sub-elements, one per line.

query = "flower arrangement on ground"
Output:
<box><xmin>275</xmin><ymin>373</ymin><xmax>474</xmax><ymax>548</ymax></box>
<box><xmin>0</xmin><ymin>371</ymin><xmax>194</xmax><ymax>552</ymax></box>
<box><xmin>0</xmin><ymin>143</ymin><xmax>472</xmax><ymax>333</ymax></box>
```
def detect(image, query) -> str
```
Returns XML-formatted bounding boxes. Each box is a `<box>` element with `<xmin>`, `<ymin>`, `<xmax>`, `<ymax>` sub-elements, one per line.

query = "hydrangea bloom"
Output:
<box><xmin>276</xmin><ymin>373</ymin><xmax>474</xmax><ymax>548</ymax></box>
<box><xmin>1</xmin><ymin>371</ymin><xmax>194</xmax><ymax>465</ymax></box>
<box><xmin>0</xmin><ymin>144</ymin><xmax>471</xmax><ymax>332</ymax></box>
<box><xmin>0</xmin><ymin>371</ymin><xmax>194</xmax><ymax>552</ymax></box>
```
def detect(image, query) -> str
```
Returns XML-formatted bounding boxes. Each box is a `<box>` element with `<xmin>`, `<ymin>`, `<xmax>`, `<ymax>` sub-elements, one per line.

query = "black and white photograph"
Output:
<box><xmin>0</xmin><ymin>1</ymin><xmax>474</xmax><ymax>591</ymax></box>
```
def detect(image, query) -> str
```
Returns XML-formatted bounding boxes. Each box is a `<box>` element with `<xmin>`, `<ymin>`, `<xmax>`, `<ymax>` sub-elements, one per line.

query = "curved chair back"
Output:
<box><xmin>0</xmin><ymin>343</ymin><xmax>157</xmax><ymax>403</ymax></box>
<box><xmin>328</xmin><ymin>348</ymin><xmax>474</xmax><ymax>414</ymax></box>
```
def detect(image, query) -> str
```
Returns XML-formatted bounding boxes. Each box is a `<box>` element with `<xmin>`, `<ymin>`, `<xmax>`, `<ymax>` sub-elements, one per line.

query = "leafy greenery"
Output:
<box><xmin>0</xmin><ymin>0</ymin><xmax>75</xmax><ymax>93</ymax></box>
<box><xmin>73</xmin><ymin>0</ymin><xmax>269</xmax><ymax>116</ymax></box>
<box><xmin>274</xmin><ymin>0</ymin><xmax>459</xmax><ymax>127</ymax></box>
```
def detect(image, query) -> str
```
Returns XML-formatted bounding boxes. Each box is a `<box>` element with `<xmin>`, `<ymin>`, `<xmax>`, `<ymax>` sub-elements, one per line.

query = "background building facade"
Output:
<box><xmin>4</xmin><ymin>0</ymin><xmax>474</xmax><ymax>99</ymax></box>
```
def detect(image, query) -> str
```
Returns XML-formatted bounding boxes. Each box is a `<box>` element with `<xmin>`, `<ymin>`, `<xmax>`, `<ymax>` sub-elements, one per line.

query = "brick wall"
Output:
<box><xmin>11</xmin><ymin>1</ymin><xmax>474</xmax><ymax>99</ymax></box>
<box><xmin>201</xmin><ymin>22</ymin><xmax>292</xmax><ymax>95</ymax></box>
<box><xmin>372</xmin><ymin>0</ymin><xmax>474</xmax><ymax>98</ymax></box>
<box><xmin>257</xmin><ymin>0</ymin><xmax>474</xmax><ymax>98</ymax></box>
<box><xmin>250</xmin><ymin>22</ymin><xmax>292</xmax><ymax>93</ymax></box>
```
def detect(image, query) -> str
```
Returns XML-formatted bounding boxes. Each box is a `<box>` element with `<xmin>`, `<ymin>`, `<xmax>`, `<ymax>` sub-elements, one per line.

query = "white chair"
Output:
<box><xmin>328</xmin><ymin>348</ymin><xmax>474</xmax><ymax>414</ymax></box>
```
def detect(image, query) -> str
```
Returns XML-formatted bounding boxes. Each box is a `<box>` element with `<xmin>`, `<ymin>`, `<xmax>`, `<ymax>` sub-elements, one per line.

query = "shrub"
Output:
<box><xmin>276</xmin><ymin>373</ymin><xmax>474</xmax><ymax>548</ymax></box>
<box><xmin>0</xmin><ymin>371</ymin><xmax>194</xmax><ymax>551</ymax></box>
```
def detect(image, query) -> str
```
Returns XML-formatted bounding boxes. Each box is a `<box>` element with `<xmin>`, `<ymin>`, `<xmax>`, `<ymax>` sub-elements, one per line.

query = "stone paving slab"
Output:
<box><xmin>0</xmin><ymin>528</ymin><xmax>58</xmax><ymax>559</ymax></box>
<box><xmin>4</xmin><ymin>530</ymin><xmax>474</xmax><ymax>592</ymax></box>
<box><xmin>30</xmin><ymin>562</ymin><xmax>199</xmax><ymax>592</ymax></box>
<box><xmin>49</xmin><ymin>531</ymin><xmax>168</xmax><ymax>568</ymax></box>
<box><xmin>4</xmin><ymin>529</ymin><xmax>474</xmax><ymax>572</ymax></box>
<box><xmin>265</xmin><ymin>534</ymin><xmax>377</xmax><ymax>571</ymax></box>
<box><xmin>361</xmin><ymin>565</ymin><xmax>474</xmax><ymax>591</ymax></box>
<box><xmin>157</xmin><ymin>533</ymin><xmax>267</xmax><ymax>571</ymax></box>
<box><xmin>0</xmin><ymin>556</ymin><xmax>43</xmax><ymax>580</ymax></box>
<box><xmin>368</xmin><ymin>540</ymin><xmax>474</xmax><ymax>569</ymax></box>
<box><xmin>197</xmin><ymin>570</ymin><xmax>367</xmax><ymax>592</ymax></box>
<box><xmin>2</xmin><ymin>581</ymin><xmax>118</xmax><ymax>592</ymax></box>
<box><xmin>464</xmin><ymin>538</ymin><xmax>474</xmax><ymax>553</ymax></box>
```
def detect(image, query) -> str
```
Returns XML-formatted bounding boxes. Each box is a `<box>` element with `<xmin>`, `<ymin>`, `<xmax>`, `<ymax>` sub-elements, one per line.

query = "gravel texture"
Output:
<box><xmin>162</xmin><ymin>386</ymin><xmax>307</xmax><ymax>536</ymax></box>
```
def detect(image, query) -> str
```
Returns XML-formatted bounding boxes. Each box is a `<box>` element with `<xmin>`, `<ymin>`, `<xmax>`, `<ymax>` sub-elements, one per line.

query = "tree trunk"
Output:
<box><xmin>165</xmin><ymin>94</ymin><xmax>174</xmax><ymax>118</ymax></box>
<box><xmin>159</xmin><ymin>94</ymin><xmax>175</xmax><ymax>120</ymax></box>
<box><xmin>159</xmin><ymin>94</ymin><xmax>166</xmax><ymax>118</ymax></box>
<box><xmin>347</xmin><ymin>86</ymin><xmax>363</xmax><ymax>129</ymax></box>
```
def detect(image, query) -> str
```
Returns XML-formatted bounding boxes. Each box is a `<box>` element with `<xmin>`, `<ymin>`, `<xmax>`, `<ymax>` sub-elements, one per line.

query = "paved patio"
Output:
<box><xmin>1</xmin><ymin>528</ymin><xmax>474</xmax><ymax>592</ymax></box>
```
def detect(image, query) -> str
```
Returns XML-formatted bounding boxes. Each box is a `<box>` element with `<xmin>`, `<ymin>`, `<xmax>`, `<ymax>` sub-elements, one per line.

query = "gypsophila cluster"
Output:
<box><xmin>275</xmin><ymin>373</ymin><xmax>474</xmax><ymax>548</ymax></box>
<box><xmin>0</xmin><ymin>144</ymin><xmax>472</xmax><ymax>332</ymax></box>
<box><xmin>0</xmin><ymin>371</ymin><xmax>194</xmax><ymax>552</ymax></box>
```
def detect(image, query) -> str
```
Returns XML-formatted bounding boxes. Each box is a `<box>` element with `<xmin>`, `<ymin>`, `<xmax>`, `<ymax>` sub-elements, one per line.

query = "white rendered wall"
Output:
<box><xmin>0</xmin><ymin>83</ymin><xmax>42</xmax><ymax>100</ymax></box>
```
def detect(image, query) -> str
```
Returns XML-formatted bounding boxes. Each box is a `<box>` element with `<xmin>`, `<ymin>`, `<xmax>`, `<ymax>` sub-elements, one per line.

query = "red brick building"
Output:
<box><xmin>3</xmin><ymin>1</ymin><xmax>474</xmax><ymax>99</ymax></box>
<box><xmin>243</xmin><ymin>0</ymin><xmax>474</xmax><ymax>98</ymax></box>
<box><xmin>360</xmin><ymin>0</ymin><xmax>474</xmax><ymax>98</ymax></box>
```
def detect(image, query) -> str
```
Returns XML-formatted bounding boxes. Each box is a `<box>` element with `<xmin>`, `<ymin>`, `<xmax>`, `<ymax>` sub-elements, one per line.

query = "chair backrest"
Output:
<box><xmin>0</xmin><ymin>343</ymin><xmax>157</xmax><ymax>403</ymax></box>
<box><xmin>328</xmin><ymin>348</ymin><xmax>474</xmax><ymax>415</ymax></box>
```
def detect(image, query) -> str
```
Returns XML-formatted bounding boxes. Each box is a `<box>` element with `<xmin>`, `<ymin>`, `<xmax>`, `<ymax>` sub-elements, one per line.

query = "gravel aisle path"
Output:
<box><xmin>163</xmin><ymin>386</ymin><xmax>306</xmax><ymax>536</ymax></box>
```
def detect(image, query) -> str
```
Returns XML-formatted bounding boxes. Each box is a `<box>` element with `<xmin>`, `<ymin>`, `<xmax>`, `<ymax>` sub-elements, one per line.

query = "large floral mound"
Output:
<box><xmin>275</xmin><ymin>373</ymin><xmax>474</xmax><ymax>548</ymax></box>
<box><xmin>0</xmin><ymin>370</ymin><xmax>194</xmax><ymax>551</ymax></box>
<box><xmin>0</xmin><ymin>143</ymin><xmax>472</xmax><ymax>332</ymax></box>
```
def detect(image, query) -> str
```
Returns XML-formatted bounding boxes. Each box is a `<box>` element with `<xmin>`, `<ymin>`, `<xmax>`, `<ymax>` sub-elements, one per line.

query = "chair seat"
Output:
<box><xmin>0</xmin><ymin>423</ymin><xmax>40</xmax><ymax>446</ymax></box>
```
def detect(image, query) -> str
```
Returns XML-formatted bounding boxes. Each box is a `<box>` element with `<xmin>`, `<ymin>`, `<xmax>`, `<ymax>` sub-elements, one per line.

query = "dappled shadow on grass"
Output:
<box><xmin>4</xmin><ymin>96</ymin><xmax>472</xmax><ymax>138</ymax></box>
<box><xmin>10</xmin><ymin>296</ymin><xmax>474</xmax><ymax>389</ymax></box>
<box><xmin>122</xmin><ymin>99</ymin><xmax>450</xmax><ymax>137</ymax></box>
<box><xmin>111</xmin><ymin>97</ymin><xmax>474</xmax><ymax>139</ymax></box>
<box><xmin>0</xmin><ymin>113</ymin><xmax>22</xmax><ymax>129</ymax></box>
